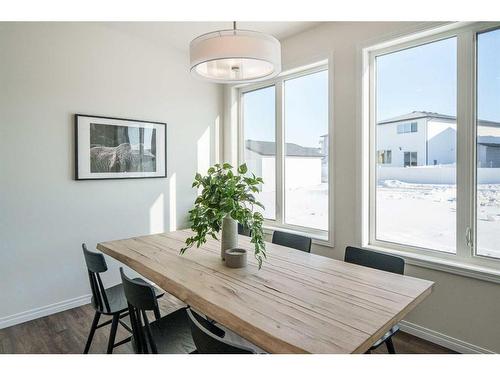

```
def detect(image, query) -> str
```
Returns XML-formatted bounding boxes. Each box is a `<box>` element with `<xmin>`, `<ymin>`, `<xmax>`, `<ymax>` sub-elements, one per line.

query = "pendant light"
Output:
<box><xmin>189</xmin><ymin>22</ymin><xmax>281</xmax><ymax>83</ymax></box>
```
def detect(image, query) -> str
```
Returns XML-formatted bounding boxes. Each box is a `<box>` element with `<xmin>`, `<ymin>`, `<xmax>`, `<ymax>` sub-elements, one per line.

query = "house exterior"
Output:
<box><xmin>245</xmin><ymin>140</ymin><xmax>324</xmax><ymax>192</ymax></box>
<box><xmin>376</xmin><ymin>111</ymin><xmax>500</xmax><ymax>167</ymax></box>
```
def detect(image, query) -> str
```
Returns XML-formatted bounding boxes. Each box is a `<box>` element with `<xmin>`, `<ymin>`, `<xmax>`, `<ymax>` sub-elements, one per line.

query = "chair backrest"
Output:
<box><xmin>82</xmin><ymin>243</ymin><xmax>111</xmax><ymax>312</ymax></box>
<box><xmin>120</xmin><ymin>268</ymin><xmax>161</xmax><ymax>354</ymax></box>
<box><xmin>238</xmin><ymin>223</ymin><xmax>252</xmax><ymax>237</ymax></box>
<box><xmin>186</xmin><ymin>308</ymin><xmax>255</xmax><ymax>354</ymax></box>
<box><xmin>272</xmin><ymin>230</ymin><xmax>311</xmax><ymax>253</ymax></box>
<box><xmin>344</xmin><ymin>246</ymin><xmax>404</xmax><ymax>275</ymax></box>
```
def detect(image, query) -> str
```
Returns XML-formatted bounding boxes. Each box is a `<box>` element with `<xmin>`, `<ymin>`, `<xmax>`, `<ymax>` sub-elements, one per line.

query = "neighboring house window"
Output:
<box><xmin>377</xmin><ymin>150</ymin><xmax>392</xmax><ymax>164</ymax></box>
<box><xmin>397</xmin><ymin>122</ymin><xmax>418</xmax><ymax>133</ymax></box>
<box><xmin>239</xmin><ymin>64</ymin><xmax>330</xmax><ymax>241</ymax></box>
<box><xmin>363</xmin><ymin>22</ymin><xmax>500</xmax><ymax>277</ymax></box>
<box><xmin>403</xmin><ymin>152</ymin><xmax>417</xmax><ymax>167</ymax></box>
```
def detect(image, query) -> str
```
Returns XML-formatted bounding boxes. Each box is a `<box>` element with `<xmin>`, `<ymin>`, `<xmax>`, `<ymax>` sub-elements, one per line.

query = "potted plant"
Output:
<box><xmin>180</xmin><ymin>163</ymin><xmax>267</xmax><ymax>268</ymax></box>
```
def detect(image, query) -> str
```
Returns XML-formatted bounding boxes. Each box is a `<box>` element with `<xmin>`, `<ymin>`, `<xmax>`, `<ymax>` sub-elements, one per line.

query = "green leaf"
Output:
<box><xmin>181</xmin><ymin>162</ymin><xmax>267</xmax><ymax>268</ymax></box>
<box><xmin>238</xmin><ymin>163</ymin><xmax>248</xmax><ymax>174</ymax></box>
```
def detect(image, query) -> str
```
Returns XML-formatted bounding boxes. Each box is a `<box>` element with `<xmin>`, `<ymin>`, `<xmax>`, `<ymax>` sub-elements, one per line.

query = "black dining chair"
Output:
<box><xmin>272</xmin><ymin>230</ymin><xmax>312</xmax><ymax>253</ymax></box>
<box><xmin>82</xmin><ymin>244</ymin><xmax>164</xmax><ymax>354</ymax></box>
<box><xmin>344</xmin><ymin>246</ymin><xmax>405</xmax><ymax>354</ymax></box>
<box><xmin>186</xmin><ymin>308</ymin><xmax>256</xmax><ymax>354</ymax></box>
<box><xmin>120</xmin><ymin>268</ymin><xmax>196</xmax><ymax>354</ymax></box>
<box><xmin>238</xmin><ymin>223</ymin><xmax>252</xmax><ymax>237</ymax></box>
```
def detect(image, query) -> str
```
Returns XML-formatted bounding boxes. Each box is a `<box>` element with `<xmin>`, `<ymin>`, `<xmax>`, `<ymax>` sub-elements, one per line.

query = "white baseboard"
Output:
<box><xmin>399</xmin><ymin>320</ymin><xmax>495</xmax><ymax>354</ymax></box>
<box><xmin>0</xmin><ymin>294</ymin><xmax>92</xmax><ymax>330</ymax></box>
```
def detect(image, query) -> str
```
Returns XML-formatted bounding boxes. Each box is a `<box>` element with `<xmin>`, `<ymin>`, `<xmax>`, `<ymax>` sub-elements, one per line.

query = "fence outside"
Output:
<box><xmin>378</xmin><ymin>166</ymin><xmax>500</xmax><ymax>184</ymax></box>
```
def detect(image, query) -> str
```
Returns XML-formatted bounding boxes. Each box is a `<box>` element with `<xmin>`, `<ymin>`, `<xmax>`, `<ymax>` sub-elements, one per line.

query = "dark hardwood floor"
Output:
<box><xmin>0</xmin><ymin>294</ymin><xmax>455</xmax><ymax>354</ymax></box>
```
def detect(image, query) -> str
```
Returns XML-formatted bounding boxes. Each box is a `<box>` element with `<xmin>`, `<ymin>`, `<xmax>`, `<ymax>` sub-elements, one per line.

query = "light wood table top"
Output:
<box><xmin>97</xmin><ymin>230</ymin><xmax>433</xmax><ymax>353</ymax></box>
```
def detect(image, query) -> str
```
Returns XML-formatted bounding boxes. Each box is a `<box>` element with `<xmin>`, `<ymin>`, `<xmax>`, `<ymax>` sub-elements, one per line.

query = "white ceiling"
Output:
<box><xmin>104</xmin><ymin>22</ymin><xmax>320</xmax><ymax>52</ymax></box>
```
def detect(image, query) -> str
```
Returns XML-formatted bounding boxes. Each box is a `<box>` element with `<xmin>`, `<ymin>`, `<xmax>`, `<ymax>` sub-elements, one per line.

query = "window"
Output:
<box><xmin>284</xmin><ymin>70</ymin><xmax>329</xmax><ymax>231</ymax></box>
<box><xmin>374</xmin><ymin>37</ymin><xmax>457</xmax><ymax>253</ymax></box>
<box><xmin>378</xmin><ymin>150</ymin><xmax>392</xmax><ymax>164</ymax></box>
<box><xmin>241</xmin><ymin>86</ymin><xmax>276</xmax><ymax>220</ymax></box>
<box><xmin>403</xmin><ymin>152</ymin><xmax>418</xmax><ymax>167</ymax></box>
<box><xmin>364</xmin><ymin>22</ymin><xmax>500</xmax><ymax>276</ymax></box>
<box><xmin>397</xmin><ymin>122</ymin><xmax>418</xmax><ymax>133</ymax></box>
<box><xmin>476</xmin><ymin>28</ymin><xmax>500</xmax><ymax>259</ymax></box>
<box><xmin>239</xmin><ymin>65</ymin><xmax>330</xmax><ymax>240</ymax></box>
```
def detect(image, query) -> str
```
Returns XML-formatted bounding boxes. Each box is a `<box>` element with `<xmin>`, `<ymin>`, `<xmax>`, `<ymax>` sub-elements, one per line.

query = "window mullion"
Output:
<box><xmin>367</xmin><ymin>51</ymin><xmax>377</xmax><ymax>246</ymax></box>
<box><xmin>275</xmin><ymin>80</ymin><xmax>285</xmax><ymax>225</ymax></box>
<box><xmin>456</xmin><ymin>30</ymin><xmax>475</xmax><ymax>261</ymax></box>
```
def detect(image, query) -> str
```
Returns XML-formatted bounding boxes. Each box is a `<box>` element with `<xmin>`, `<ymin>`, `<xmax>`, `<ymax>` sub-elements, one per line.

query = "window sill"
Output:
<box><xmin>364</xmin><ymin>244</ymin><xmax>500</xmax><ymax>284</ymax></box>
<box><xmin>263</xmin><ymin>224</ymin><xmax>333</xmax><ymax>248</ymax></box>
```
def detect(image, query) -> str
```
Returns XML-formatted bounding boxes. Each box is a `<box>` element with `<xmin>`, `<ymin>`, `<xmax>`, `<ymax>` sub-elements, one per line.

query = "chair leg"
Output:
<box><xmin>84</xmin><ymin>311</ymin><xmax>101</xmax><ymax>354</ymax></box>
<box><xmin>107</xmin><ymin>314</ymin><xmax>119</xmax><ymax>354</ymax></box>
<box><xmin>385</xmin><ymin>337</ymin><xmax>396</xmax><ymax>354</ymax></box>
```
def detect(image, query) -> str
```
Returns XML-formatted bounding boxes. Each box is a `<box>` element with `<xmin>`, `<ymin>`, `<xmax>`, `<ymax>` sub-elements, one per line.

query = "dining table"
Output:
<box><xmin>97</xmin><ymin>230</ymin><xmax>433</xmax><ymax>354</ymax></box>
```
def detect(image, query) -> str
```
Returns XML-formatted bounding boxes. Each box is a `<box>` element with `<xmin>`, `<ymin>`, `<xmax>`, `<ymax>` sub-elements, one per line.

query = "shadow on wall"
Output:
<box><xmin>90</xmin><ymin>113</ymin><xmax>221</xmax><ymax>289</ymax></box>
<box><xmin>148</xmin><ymin>115</ymin><xmax>220</xmax><ymax>236</ymax></box>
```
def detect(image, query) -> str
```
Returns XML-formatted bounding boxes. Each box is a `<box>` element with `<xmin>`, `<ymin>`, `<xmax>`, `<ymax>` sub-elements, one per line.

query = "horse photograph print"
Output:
<box><xmin>75</xmin><ymin>114</ymin><xmax>166</xmax><ymax>180</ymax></box>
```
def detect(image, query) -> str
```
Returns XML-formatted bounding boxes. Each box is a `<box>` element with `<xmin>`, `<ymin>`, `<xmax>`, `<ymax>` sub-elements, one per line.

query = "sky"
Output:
<box><xmin>243</xmin><ymin>29</ymin><xmax>500</xmax><ymax>148</ymax></box>
<box><xmin>477</xmin><ymin>28</ymin><xmax>500</xmax><ymax>122</ymax></box>
<box><xmin>243</xmin><ymin>70</ymin><xmax>328</xmax><ymax>148</ymax></box>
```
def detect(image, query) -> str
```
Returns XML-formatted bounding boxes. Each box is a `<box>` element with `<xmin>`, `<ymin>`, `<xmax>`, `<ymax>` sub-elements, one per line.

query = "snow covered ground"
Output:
<box><xmin>257</xmin><ymin>183</ymin><xmax>328</xmax><ymax>231</ymax></box>
<box><xmin>285</xmin><ymin>183</ymin><xmax>328</xmax><ymax>230</ymax></box>
<box><xmin>256</xmin><ymin>179</ymin><xmax>500</xmax><ymax>259</ymax></box>
<box><xmin>377</xmin><ymin>180</ymin><xmax>500</xmax><ymax>259</ymax></box>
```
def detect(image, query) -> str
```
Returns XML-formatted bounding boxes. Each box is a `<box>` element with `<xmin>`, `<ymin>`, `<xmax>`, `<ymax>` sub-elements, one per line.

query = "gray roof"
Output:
<box><xmin>378</xmin><ymin>111</ymin><xmax>500</xmax><ymax>127</ymax></box>
<box><xmin>378</xmin><ymin>111</ymin><xmax>455</xmax><ymax>124</ymax></box>
<box><xmin>245</xmin><ymin>140</ymin><xmax>323</xmax><ymax>157</ymax></box>
<box><xmin>478</xmin><ymin>136</ymin><xmax>500</xmax><ymax>146</ymax></box>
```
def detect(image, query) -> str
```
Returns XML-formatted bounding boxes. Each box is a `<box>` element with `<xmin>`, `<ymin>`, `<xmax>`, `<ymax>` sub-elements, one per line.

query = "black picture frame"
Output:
<box><xmin>74</xmin><ymin>114</ymin><xmax>167</xmax><ymax>180</ymax></box>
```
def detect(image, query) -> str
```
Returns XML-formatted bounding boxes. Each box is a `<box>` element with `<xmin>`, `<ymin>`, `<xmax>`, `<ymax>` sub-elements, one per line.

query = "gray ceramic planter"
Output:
<box><xmin>221</xmin><ymin>216</ymin><xmax>238</xmax><ymax>260</ymax></box>
<box><xmin>224</xmin><ymin>248</ymin><xmax>247</xmax><ymax>268</ymax></box>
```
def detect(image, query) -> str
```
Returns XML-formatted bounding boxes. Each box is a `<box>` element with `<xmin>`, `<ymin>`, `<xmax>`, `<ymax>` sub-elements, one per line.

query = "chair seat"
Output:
<box><xmin>134</xmin><ymin>308</ymin><xmax>196</xmax><ymax>354</ymax></box>
<box><xmin>370</xmin><ymin>324</ymin><xmax>400</xmax><ymax>349</ymax></box>
<box><xmin>92</xmin><ymin>278</ymin><xmax>164</xmax><ymax>315</ymax></box>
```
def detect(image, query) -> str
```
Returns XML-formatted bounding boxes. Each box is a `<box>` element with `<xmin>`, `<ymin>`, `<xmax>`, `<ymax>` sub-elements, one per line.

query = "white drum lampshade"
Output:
<box><xmin>190</xmin><ymin>25</ymin><xmax>281</xmax><ymax>83</ymax></box>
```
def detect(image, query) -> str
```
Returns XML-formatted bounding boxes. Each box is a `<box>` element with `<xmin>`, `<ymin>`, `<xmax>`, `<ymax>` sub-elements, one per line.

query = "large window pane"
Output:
<box><xmin>284</xmin><ymin>70</ymin><xmax>329</xmax><ymax>230</ymax></box>
<box><xmin>375</xmin><ymin>38</ymin><xmax>457</xmax><ymax>253</ymax></box>
<box><xmin>476</xmin><ymin>28</ymin><xmax>500</xmax><ymax>259</ymax></box>
<box><xmin>242</xmin><ymin>86</ymin><xmax>276</xmax><ymax>220</ymax></box>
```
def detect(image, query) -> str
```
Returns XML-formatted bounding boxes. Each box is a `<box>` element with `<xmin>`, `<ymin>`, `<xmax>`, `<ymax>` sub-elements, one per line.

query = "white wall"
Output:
<box><xmin>0</xmin><ymin>22</ymin><xmax>222</xmax><ymax>325</ymax></box>
<box><xmin>226</xmin><ymin>21</ymin><xmax>500</xmax><ymax>353</ymax></box>
<box><xmin>378</xmin><ymin>166</ymin><xmax>500</xmax><ymax>185</ymax></box>
<box><xmin>378</xmin><ymin>166</ymin><xmax>456</xmax><ymax>184</ymax></box>
<box><xmin>261</xmin><ymin>157</ymin><xmax>276</xmax><ymax>192</ymax></box>
<box><xmin>427</xmin><ymin>120</ymin><xmax>456</xmax><ymax>165</ymax></box>
<box><xmin>377</xmin><ymin>118</ymin><xmax>427</xmax><ymax>166</ymax></box>
<box><xmin>285</xmin><ymin>157</ymin><xmax>322</xmax><ymax>189</ymax></box>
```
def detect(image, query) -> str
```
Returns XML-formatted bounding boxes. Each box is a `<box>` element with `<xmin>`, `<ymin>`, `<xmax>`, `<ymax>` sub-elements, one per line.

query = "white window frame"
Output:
<box><xmin>361</xmin><ymin>22</ymin><xmax>500</xmax><ymax>283</ymax></box>
<box><xmin>237</xmin><ymin>61</ymin><xmax>333</xmax><ymax>246</ymax></box>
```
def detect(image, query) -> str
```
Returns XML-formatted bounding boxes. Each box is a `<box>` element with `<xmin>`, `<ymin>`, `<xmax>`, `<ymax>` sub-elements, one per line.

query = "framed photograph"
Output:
<box><xmin>75</xmin><ymin>114</ymin><xmax>167</xmax><ymax>180</ymax></box>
